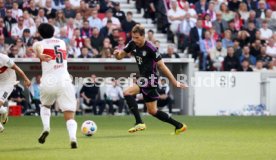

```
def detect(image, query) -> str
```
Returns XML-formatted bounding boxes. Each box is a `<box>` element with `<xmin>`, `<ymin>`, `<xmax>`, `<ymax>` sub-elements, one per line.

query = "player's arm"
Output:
<box><xmin>113</xmin><ymin>49</ymin><xmax>127</xmax><ymax>60</ymax></box>
<box><xmin>33</xmin><ymin>42</ymin><xmax>52</xmax><ymax>62</ymax></box>
<box><xmin>81</xmin><ymin>92</ymin><xmax>90</xmax><ymax>100</ymax></box>
<box><xmin>157</xmin><ymin>60</ymin><xmax>188</xmax><ymax>89</ymax></box>
<box><xmin>11</xmin><ymin>64</ymin><xmax>31</xmax><ymax>87</ymax></box>
<box><xmin>114</xmin><ymin>40</ymin><xmax>133</xmax><ymax>60</ymax></box>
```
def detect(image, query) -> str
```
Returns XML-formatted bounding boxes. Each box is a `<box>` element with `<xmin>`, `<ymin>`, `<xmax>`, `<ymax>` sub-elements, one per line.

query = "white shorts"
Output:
<box><xmin>40</xmin><ymin>81</ymin><xmax>76</xmax><ymax>112</ymax></box>
<box><xmin>0</xmin><ymin>84</ymin><xmax>14</xmax><ymax>104</ymax></box>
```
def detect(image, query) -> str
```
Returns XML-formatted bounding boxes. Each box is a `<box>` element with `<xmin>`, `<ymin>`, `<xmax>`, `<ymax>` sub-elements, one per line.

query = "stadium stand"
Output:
<box><xmin>0</xmin><ymin>0</ymin><xmax>275</xmax><ymax>71</ymax></box>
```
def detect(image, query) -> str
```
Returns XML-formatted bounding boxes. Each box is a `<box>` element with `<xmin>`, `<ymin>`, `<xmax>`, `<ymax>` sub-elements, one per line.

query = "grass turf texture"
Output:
<box><xmin>0</xmin><ymin>116</ymin><xmax>276</xmax><ymax>160</ymax></box>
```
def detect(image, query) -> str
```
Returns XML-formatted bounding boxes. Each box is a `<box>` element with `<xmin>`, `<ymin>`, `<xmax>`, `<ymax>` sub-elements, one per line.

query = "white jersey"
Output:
<box><xmin>34</xmin><ymin>38</ymin><xmax>76</xmax><ymax>111</ymax></box>
<box><xmin>0</xmin><ymin>53</ymin><xmax>16</xmax><ymax>85</ymax></box>
<box><xmin>33</xmin><ymin>38</ymin><xmax>71</xmax><ymax>84</ymax></box>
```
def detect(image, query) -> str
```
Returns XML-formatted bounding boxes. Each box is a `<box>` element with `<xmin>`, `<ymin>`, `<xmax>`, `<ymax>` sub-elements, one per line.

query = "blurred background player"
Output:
<box><xmin>114</xmin><ymin>24</ymin><xmax>187</xmax><ymax>135</ymax></box>
<box><xmin>8</xmin><ymin>83</ymin><xmax>31</xmax><ymax>115</ymax></box>
<box><xmin>0</xmin><ymin>53</ymin><xmax>31</xmax><ymax>132</ymax></box>
<box><xmin>157</xmin><ymin>78</ymin><xmax>173</xmax><ymax>114</ymax></box>
<box><xmin>80</xmin><ymin>74</ymin><xmax>105</xmax><ymax>115</ymax></box>
<box><xmin>33</xmin><ymin>23</ymin><xmax>78</xmax><ymax>149</ymax></box>
<box><xmin>105</xmin><ymin>79</ymin><xmax>124</xmax><ymax>115</ymax></box>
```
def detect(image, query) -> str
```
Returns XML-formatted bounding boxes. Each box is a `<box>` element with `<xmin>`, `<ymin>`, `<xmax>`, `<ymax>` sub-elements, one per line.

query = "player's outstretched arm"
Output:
<box><xmin>12</xmin><ymin>64</ymin><xmax>31</xmax><ymax>87</ymax></box>
<box><xmin>114</xmin><ymin>50</ymin><xmax>127</xmax><ymax>60</ymax></box>
<box><xmin>157</xmin><ymin>60</ymin><xmax>188</xmax><ymax>89</ymax></box>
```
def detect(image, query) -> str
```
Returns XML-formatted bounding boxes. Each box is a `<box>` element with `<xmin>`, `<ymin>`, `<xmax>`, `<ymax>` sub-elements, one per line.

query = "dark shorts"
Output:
<box><xmin>140</xmin><ymin>87</ymin><xmax>160</xmax><ymax>103</ymax></box>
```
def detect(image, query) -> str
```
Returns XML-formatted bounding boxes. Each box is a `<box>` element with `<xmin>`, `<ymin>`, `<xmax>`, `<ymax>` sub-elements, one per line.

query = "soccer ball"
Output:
<box><xmin>81</xmin><ymin>120</ymin><xmax>97</xmax><ymax>136</ymax></box>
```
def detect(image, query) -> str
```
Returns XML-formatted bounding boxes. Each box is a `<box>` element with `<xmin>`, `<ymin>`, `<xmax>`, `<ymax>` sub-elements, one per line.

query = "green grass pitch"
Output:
<box><xmin>0</xmin><ymin>116</ymin><xmax>276</xmax><ymax>160</ymax></box>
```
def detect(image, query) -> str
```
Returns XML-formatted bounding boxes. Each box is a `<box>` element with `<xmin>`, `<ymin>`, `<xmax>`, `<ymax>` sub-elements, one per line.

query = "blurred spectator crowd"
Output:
<box><xmin>0</xmin><ymin>0</ymin><xmax>275</xmax><ymax>72</ymax></box>
<box><xmin>145</xmin><ymin>0</ymin><xmax>276</xmax><ymax>71</ymax></box>
<box><xmin>0</xmin><ymin>0</ymin><xmax>139</xmax><ymax>59</ymax></box>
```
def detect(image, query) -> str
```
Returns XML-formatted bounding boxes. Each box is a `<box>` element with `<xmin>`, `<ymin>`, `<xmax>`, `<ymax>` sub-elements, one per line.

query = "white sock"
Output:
<box><xmin>40</xmin><ymin>106</ymin><xmax>51</xmax><ymax>132</ymax></box>
<box><xmin>66</xmin><ymin>119</ymin><xmax>77</xmax><ymax>142</ymax></box>
<box><xmin>0</xmin><ymin>123</ymin><xmax>4</xmax><ymax>132</ymax></box>
<box><xmin>0</xmin><ymin>106</ymin><xmax>7</xmax><ymax>114</ymax></box>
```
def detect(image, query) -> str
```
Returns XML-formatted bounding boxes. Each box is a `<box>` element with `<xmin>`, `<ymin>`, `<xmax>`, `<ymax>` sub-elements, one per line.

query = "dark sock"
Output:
<box><xmin>154</xmin><ymin>110</ymin><xmax>183</xmax><ymax>129</ymax></box>
<box><xmin>125</xmin><ymin>95</ymin><xmax>143</xmax><ymax>124</ymax></box>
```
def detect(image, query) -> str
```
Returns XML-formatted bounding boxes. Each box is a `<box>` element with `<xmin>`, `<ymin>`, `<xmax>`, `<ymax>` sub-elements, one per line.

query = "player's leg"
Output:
<box><xmin>116</xmin><ymin>99</ymin><xmax>124</xmax><ymax>114</ymax></box>
<box><xmin>143</xmin><ymin>87</ymin><xmax>187</xmax><ymax>134</ymax></box>
<box><xmin>0</xmin><ymin>121</ymin><xmax>3</xmax><ymax>133</ymax></box>
<box><xmin>124</xmin><ymin>84</ymin><xmax>143</xmax><ymax>123</ymax></box>
<box><xmin>97</xmin><ymin>100</ymin><xmax>105</xmax><ymax>115</ymax></box>
<box><xmin>124</xmin><ymin>84</ymin><xmax>146</xmax><ymax>133</ymax></box>
<box><xmin>0</xmin><ymin>101</ymin><xmax>8</xmax><ymax>124</ymax></box>
<box><xmin>91</xmin><ymin>100</ymin><xmax>98</xmax><ymax>115</ymax></box>
<box><xmin>38</xmin><ymin>86</ymin><xmax>56</xmax><ymax>144</ymax></box>
<box><xmin>38</xmin><ymin>105</ymin><xmax>51</xmax><ymax>144</ymax></box>
<box><xmin>58</xmin><ymin>82</ymin><xmax>78</xmax><ymax>149</ymax></box>
<box><xmin>64</xmin><ymin>111</ymin><xmax>77</xmax><ymax>149</ymax></box>
<box><xmin>106</xmin><ymin>99</ymin><xmax>114</xmax><ymax>115</ymax></box>
<box><xmin>0</xmin><ymin>85</ymin><xmax>15</xmax><ymax>131</ymax></box>
<box><xmin>145</xmin><ymin>101</ymin><xmax>187</xmax><ymax>134</ymax></box>
<box><xmin>0</xmin><ymin>100</ymin><xmax>5</xmax><ymax>132</ymax></box>
<box><xmin>166</xmin><ymin>97</ymin><xmax>173</xmax><ymax>114</ymax></box>
<box><xmin>157</xmin><ymin>98</ymin><xmax>172</xmax><ymax>114</ymax></box>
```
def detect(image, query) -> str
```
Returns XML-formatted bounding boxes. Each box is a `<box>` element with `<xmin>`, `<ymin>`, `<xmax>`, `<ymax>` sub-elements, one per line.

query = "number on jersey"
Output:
<box><xmin>54</xmin><ymin>45</ymin><xmax>63</xmax><ymax>64</ymax></box>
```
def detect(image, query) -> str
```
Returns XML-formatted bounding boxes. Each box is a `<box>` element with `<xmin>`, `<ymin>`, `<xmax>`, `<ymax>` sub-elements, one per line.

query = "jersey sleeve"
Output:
<box><xmin>0</xmin><ymin>54</ymin><xmax>14</xmax><ymax>68</ymax></box>
<box><xmin>149</xmin><ymin>45</ymin><xmax>162</xmax><ymax>62</ymax></box>
<box><xmin>123</xmin><ymin>41</ymin><xmax>134</xmax><ymax>53</ymax></box>
<box><xmin>153</xmin><ymin>50</ymin><xmax>162</xmax><ymax>62</ymax></box>
<box><xmin>32</xmin><ymin>41</ymin><xmax>43</xmax><ymax>55</ymax></box>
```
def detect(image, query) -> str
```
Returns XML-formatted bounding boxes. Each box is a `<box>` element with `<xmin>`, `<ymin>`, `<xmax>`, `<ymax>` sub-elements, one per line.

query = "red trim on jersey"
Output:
<box><xmin>0</xmin><ymin>66</ymin><xmax>8</xmax><ymax>74</ymax></box>
<box><xmin>43</xmin><ymin>49</ymin><xmax>67</xmax><ymax>60</ymax></box>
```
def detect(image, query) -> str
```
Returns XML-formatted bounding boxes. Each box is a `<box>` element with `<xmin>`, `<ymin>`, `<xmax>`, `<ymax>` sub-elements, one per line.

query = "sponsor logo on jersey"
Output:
<box><xmin>143</xmin><ymin>51</ymin><xmax>146</xmax><ymax>56</ymax></box>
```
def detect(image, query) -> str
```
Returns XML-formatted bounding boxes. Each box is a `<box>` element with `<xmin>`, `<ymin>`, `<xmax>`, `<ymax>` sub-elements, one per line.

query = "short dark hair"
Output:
<box><xmin>248</xmin><ymin>20</ymin><xmax>255</xmax><ymax>24</ymax></box>
<box><xmin>148</xmin><ymin>29</ymin><xmax>154</xmax><ymax>34</ymax></box>
<box><xmin>23</xmin><ymin>28</ymin><xmax>30</xmax><ymax>33</ymax></box>
<box><xmin>131</xmin><ymin>24</ymin><xmax>145</xmax><ymax>36</ymax></box>
<box><xmin>106</xmin><ymin>9</ymin><xmax>113</xmax><ymax>13</ymax></box>
<box><xmin>233</xmin><ymin>38</ymin><xmax>239</xmax><ymax>42</ymax></box>
<box><xmin>38</xmin><ymin>23</ymin><xmax>55</xmax><ymax>39</ymax></box>
<box><xmin>241</xmin><ymin>59</ymin><xmax>250</xmax><ymax>63</ymax></box>
<box><xmin>127</xmin><ymin>11</ymin><xmax>133</xmax><ymax>15</ymax></box>
<box><xmin>92</xmin><ymin>27</ymin><xmax>98</xmax><ymax>30</ymax></box>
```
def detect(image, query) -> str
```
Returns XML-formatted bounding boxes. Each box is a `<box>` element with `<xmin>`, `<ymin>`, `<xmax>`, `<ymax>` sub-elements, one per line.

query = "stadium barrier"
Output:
<box><xmin>194</xmin><ymin>72</ymin><xmax>276</xmax><ymax>116</ymax></box>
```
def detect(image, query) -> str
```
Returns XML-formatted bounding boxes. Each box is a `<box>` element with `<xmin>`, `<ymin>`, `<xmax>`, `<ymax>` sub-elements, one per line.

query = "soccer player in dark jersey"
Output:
<box><xmin>114</xmin><ymin>24</ymin><xmax>187</xmax><ymax>135</ymax></box>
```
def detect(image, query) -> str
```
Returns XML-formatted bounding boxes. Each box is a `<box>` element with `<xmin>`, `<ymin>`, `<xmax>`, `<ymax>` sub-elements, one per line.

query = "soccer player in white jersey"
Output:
<box><xmin>0</xmin><ymin>53</ymin><xmax>31</xmax><ymax>133</ymax></box>
<box><xmin>33</xmin><ymin>23</ymin><xmax>78</xmax><ymax>149</ymax></box>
